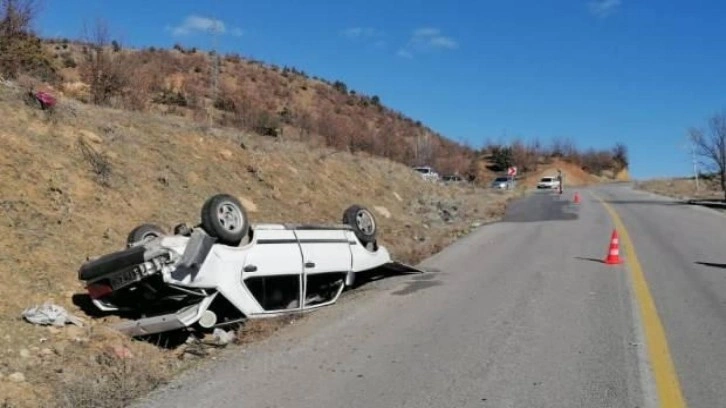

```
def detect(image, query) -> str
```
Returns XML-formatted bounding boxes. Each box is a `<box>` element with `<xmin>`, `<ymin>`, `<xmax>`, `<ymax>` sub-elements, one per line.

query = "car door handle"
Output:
<box><xmin>243</xmin><ymin>265</ymin><xmax>257</xmax><ymax>272</ymax></box>
<box><xmin>305</xmin><ymin>261</ymin><xmax>316</xmax><ymax>268</ymax></box>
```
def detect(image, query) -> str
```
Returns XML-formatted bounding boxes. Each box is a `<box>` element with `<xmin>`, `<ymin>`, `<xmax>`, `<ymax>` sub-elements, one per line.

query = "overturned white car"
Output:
<box><xmin>78</xmin><ymin>194</ymin><xmax>416</xmax><ymax>337</ymax></box>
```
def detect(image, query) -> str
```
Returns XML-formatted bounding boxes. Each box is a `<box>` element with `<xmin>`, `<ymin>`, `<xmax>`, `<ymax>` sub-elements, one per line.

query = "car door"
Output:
<box><xmin>294</xmin><ymin>228</ymin><xmax>352</xmax><ymax>308</ymax></box>
<box><xmin>241</xmin><ymin>227</ymin><xmax>303</xmax><ymax>313</ymax></box>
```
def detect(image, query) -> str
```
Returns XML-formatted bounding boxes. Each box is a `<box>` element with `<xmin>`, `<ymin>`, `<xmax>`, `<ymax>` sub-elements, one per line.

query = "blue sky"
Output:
<box><xmin>36</xmin><ymin>0</ymin><xmax>726</xmax><ymax>179</ymax></box>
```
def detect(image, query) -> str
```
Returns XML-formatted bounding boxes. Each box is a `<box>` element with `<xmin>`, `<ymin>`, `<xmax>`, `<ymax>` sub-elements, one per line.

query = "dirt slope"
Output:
<box><xmin>0</xmin><ymin>81</ymin><xmax>515</xmax><ymax>407</ymax></box>
<box><xmin>522</xmin><ymin>159</ymin><xmax>599</xmax><ymax>188</ymax></box>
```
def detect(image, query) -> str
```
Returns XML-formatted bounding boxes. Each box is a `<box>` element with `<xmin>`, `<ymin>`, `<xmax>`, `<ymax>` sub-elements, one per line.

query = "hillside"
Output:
<box><xmin>37</xmin><ymin>38</ymin><xmax>477</xmax><ymax>178</ymax></box>
<box><xmin>28</xmin><ymin>38</ymin><xmax>628</xmax><ymax>186</ymax></box>
<box><xmin>0</xmin><ymin>79</ymin><xmax>515</xmax><ymax>407</ymax></box>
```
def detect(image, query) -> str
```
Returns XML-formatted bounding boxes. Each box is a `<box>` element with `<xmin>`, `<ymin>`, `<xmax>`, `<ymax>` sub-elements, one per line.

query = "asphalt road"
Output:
<box><xmin>135</xmin><ymin>184</ymin><xmax>726</xmax><ymax>408</ymax></box>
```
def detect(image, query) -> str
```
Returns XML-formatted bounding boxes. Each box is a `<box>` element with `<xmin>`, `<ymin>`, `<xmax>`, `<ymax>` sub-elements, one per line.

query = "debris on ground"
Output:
<box><xmin>105</xmin><ymin>345</ymin><xmax>134</xmax><ymax>360</ymax></box>
<box><xmin>8</xmin><ymin>372</ymin><xmax>26</xmax><ymax>383</ymax></box>
<box><xmin>412</xmin><ymin>196</ymin><xmax>462</xmax><ymax>223</ymax></box>
<box><xmin>22</xmin><ymin>303</ymin><xmax>85</xmax><ymax>327</ymax></box>
<box><xmin>211</xmin><ymin>328</ymin><xmax>236</xmax><ymax>346</ymax></box>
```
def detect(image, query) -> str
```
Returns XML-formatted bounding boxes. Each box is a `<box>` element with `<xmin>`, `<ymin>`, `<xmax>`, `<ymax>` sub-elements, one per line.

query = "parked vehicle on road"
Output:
<box><xmin>412</xmin><ymin>166</ymin><xmax>440</xmax><ymax>182</ymax></box>
<box><xmin>537</xmin><ymin>176</ymin><xmax>561</xmax><ymax>189</ymax></box>
<box><xmin>442</xmin><ymin>174</ymin><xmax>464</xmax><ymax>183</ymax></box>
<box><xmin>491</xmin><ymin>176</ymin><xmax>513</xmax><ymax>190</ymax></box>
<box><xmin>78</xmin><ymin>194</ymin><xmax>417</xmax><ymax>337</ymax></box>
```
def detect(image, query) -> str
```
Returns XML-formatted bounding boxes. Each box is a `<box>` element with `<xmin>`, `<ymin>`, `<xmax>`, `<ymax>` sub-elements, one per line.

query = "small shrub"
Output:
<box><xmin>333</xmin><ymin>80</ymin><xmax>347</xmax><ymax>94</ymax></box>
<box><xmin>77</xmin><ymin>138</ymin><xmax>112</xmax><ymax>187</ymax></box>
<box><xmin>153</xmin><ymin>90</ymin><xmax>187</xmax><ymax>107</ymax></box>
<box><xmin>213</xmin><ymin>96</ymin><xmax>235</xmax><ymax>112</ymax></box>
<box><xmin>62</xmin><ymin>55</ymin><xmax>77</xmax><ymax>68</ymax></box>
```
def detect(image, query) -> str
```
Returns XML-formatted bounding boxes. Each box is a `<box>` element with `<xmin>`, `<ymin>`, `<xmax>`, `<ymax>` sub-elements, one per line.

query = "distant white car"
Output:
<box><xmin>78</xmin><ymin>194</ymin><xmax>417</xmax><ymax>337</ymax></box>
<box><xmin>413</xmin><ymin>166</ymin><xmax>440</xmax><ymax>182</ymax></box>
<box><xmin>537</xmin><ymin>176</ymin><xmax>561</xmax><ymax>189</ymax></box>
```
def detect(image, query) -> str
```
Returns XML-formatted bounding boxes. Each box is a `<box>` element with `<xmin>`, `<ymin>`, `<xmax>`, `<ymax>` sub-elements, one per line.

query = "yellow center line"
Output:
<box><xmin>594</xmin><ymin>194</ymin><xmax>687</xmax><ymax>408</ymax></box>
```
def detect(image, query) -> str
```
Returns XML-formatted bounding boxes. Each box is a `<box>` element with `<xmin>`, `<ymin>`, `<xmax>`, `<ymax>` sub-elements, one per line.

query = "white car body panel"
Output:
<box><xmin>537</xmin><ymin>177</ymin><xmax>561</xmax><ymax>189</ymax></box>
<box><xmin>80</xmin><ymin>223</ymin><xmax>416</xmax><ymax>337</ymax></box>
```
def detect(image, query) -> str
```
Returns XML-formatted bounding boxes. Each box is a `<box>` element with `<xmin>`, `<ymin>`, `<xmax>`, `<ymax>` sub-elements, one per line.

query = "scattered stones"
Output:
<box><xmin>373</xmin><ymin>206</ymin><xmax>391</xmax><ymax>219</ymax></box>
<box><xmin>19</xmin><ymin>348</ymin><xmax>30</xmax><ymax>358</ymax></box>
<box><xmin>219</xmin><ymin>149</ymin><xmax>233</xmax><ymax>160</ymax></box>
<box><xmin>102</xmin><ymin>227</ymin><xmax>115</xmax><ymax>239</ymax></box>
<box><xmin>79</xmin><ymin>129</ymin><xmax>103</xmax><ymax>144</ymax></box>
<box><xmin>393</xmin><ymin>192</ymin><xmax>403</xmax><ymax>202</ymax></box>
<box><xmin>8</xmin><ymin>372</ymin><xmax>25</xmax><ymax>383</ymax></box>
<box><xmin>246</xmin><ymin>165</ymin><xmax>264</xmax><ymax>182</ymax></box>
<box><xmin>238</xmin><ymin>197</ymin><xmax>258</xmax><ymax>212</ymax></box>
<box><xmin>52</xmin><ymin>343</ymin><xmax>66</xmax><ymax>356</ymax></box>
<box><xmin>40</xmin><ymin>348</ymin><xmax>53</xmax><ymax>357</ymax></box>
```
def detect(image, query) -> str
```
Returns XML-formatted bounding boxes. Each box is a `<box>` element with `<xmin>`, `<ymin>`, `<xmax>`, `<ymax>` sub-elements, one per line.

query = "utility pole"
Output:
<box><xmin>691</xmin><ymin>140</ymin><xmax>700</xmax><ymax>192</ymax></box>
<box><xmin>208</xmin><ymin>5</ymin><xmax>220</xmax><ymax>129</ymax></box>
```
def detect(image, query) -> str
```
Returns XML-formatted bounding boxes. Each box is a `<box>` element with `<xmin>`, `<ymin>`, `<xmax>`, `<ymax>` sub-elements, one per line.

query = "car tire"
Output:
<box><xmin>201</xmin><ymin>194</ymin><xmax>250</xmax><ymax>246</ymax></box>
<box><xmin>342</xmin><ymin>205</ymin><xmax>377</xmax><ymax>245</ymax></box>
<box><xmin>127</xmin><ymin>224</ymin><xmax>166</xmax><ymax>246</ymax></box>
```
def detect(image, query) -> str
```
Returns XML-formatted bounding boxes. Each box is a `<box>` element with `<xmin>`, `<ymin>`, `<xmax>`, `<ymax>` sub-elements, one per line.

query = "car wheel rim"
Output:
<box><xmin>218</xmin><ymin>203</ymin><xmax>243</xmax><ymax>233</ymax></box>
<box><xmin>355</xmin><ymin>210</ymin><xmax>375</xmax><ymax>236</ymax></box>
<box><xmin>142</xmin><ymin>232</ymin><xmax>159</xmax><ymax>240</ymax></box>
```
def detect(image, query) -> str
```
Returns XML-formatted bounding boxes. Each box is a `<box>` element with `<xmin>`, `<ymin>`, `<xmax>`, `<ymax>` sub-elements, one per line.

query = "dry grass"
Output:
<box><xmin>636</xmin><ymin>177</ymin><xmax>723</xmax><ymax>201</ymax></box>
<box><xmin>0</xmin><ymin>82</ymin><xmax>515</xmax><ymax>407</ymax></box>
<box><xmin>235</xmin><ymin>315</ymin><xmax>305</xmax><ymax>346</ymax></box>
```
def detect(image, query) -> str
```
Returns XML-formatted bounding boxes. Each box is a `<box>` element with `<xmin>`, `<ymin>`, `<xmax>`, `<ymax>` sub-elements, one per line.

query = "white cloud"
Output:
<box><xmin>413</xmin><ymin>27</ymin><xmax>441</xmax><ymax>37</ymax></box>
<box><xmin>398</xmin><ymin>27</ymin><xmax>459</xmax><ymax>58</ymax></box>
<box><xmin>428</xmin><ymin>36</ymin><xmax>458</xmax><ymax>49</ymax></box>
<box><xmin>589</xmin><ymin>0</ymin><xmax>622</xmax><ymax>17</ymax></box>
<box><xmin>396</xmin><ymin>49</ymin><xmax>413</xmax><ymax>59</ymax></box>
<box><xmin>373</xmin><ymin>40</ymin><xmax>387</xmax><ymax>49</ymax></box>
<box><xmin>342</xmin><ymin>27</ymin><xmax>383</xmax><ymax>39</ymax></box>
<box><xmin>168</xmin><ymin>15</ymin><xmax>243</xmax><ymax>37</ymax></box>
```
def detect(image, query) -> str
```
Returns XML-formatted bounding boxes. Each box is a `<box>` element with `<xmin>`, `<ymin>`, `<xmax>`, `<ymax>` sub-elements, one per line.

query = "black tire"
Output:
<box><xmin>127</xmin><ymin>224</ymin><xmax>166</xmax><ymax>246</ymax></box>
<box><xmin>342</xmin><ymin>205</ymin><xmax>377</xmax><ymax>245</ymax></box>
<box><xmin>201</xmin><ymin>194</ymin><xmax>249</xmax><ymax>246</ymax></box>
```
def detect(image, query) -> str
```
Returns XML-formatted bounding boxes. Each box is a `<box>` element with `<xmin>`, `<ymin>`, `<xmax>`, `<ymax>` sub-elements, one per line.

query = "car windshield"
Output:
<box><xmin>494</xmin><ymin>177</ymin><xmax>509</xmax><ymax>182</ymax></box>
<box><xmin>540</xmin><ymin>177</ymin><xmax>553</xmax><ymax>182</ymax></box>
<box><xmin>415</xmin><ymin>168</ymin><xmax>430</xmax><ymax>174</ymax></box>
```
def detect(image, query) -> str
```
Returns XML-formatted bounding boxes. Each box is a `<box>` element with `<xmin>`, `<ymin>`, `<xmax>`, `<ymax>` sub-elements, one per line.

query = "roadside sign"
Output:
<box><xmin>507</xmin><ymin>166</ymin><xmax>517</xmax><ymax>177</ymax></box>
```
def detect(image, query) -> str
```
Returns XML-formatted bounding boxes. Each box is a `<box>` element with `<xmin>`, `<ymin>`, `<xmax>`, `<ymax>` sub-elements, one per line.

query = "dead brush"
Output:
<box><xmin>52</xmin><ymin>350</ymin><xmax>171</xmax><ymax>408</ymax></box>
<box><xmin>236</xmin><ymin>314</ymin><xmax>304</xmax><ymax>345</ymax></box>
<box><xmin>77</xmin><ymin>137</ymin><xmax>112</xmax><ymax>187</ymax></box>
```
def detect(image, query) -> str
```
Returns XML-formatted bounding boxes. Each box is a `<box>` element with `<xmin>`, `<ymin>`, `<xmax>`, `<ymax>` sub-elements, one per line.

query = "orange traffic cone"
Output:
<box><xmin>604</xmin><ymin>229</ymin><xmax>623</xmax><ymax>265</ymax></box>
<box><xmin>573</xmin><ymin>192</ymin><xmax>581</xmax><ymax>204</ymax></box>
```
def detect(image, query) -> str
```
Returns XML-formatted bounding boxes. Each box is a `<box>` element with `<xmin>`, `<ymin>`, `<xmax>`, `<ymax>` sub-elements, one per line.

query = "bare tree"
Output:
<box><xmin>612</xmin><ymin>143</ymin><xmax>629</xmax><ymax>169</ymax></box>
<box><xmin>414</xmin><ymin>130</ymin><xmax>435</xmax><ymax>166</ymax></box>
<box><xmin>80</xmin><ymin>18</ymin><xmax>127</xmax><ymax>105</ymax></box>
<box><xmin>690</xmin><ymin>111</ymin><xmax>726</xmax><ymax>200</ymax></box>
<box><xmin>0</xmin><ymin>0</ymin><xmax>52</xmax><ymax>79</ymax></box>
<box><xmin>0</xmin><ymin>0</ymin><xmax>38</xmax><ymax>38</ymax></box>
